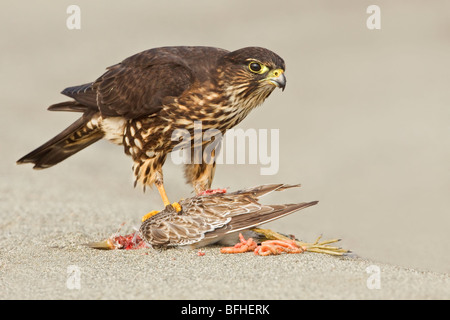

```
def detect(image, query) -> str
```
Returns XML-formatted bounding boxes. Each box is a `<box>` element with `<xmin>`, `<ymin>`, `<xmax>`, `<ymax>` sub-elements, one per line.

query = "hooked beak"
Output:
<box><xmin>266</xmin><ymin>69</ymin><xmax>286</xmax><ymax>91</ymax></box>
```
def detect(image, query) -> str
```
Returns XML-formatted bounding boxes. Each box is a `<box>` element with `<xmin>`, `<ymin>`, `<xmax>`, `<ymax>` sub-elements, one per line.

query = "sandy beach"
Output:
<box><xmin>1</xmin><ymin>1</ymin><xmax>449</xmax><ymax>300</ymax></box>
<box><xmin>1</xmin><ymin>174</ymin><xmax>449</xmax><ymax>300</ymax></box>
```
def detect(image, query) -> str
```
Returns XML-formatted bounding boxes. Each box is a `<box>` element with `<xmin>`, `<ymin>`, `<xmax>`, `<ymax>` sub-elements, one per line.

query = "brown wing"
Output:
<box><xmin>92</xmin><ymin>59</ymin><xmax>193</xmax><ymax>119</ymax></box>
<box><xmin>139</xmin><ymin>184</ymin><xmax>317</xmax><ymax>247</ymax></box>
<box><xmin>226</xmin><ymin>183</ymin><xmax>301</xmax><ymax>198</ymax></box>
<box><xmin>58</xmin><ymin>83</ymin><xmax>98</xmax><ymax>109</ymax></box>
<box><xmin>139</xmin><ymin>194</ymin><xmax>258</xmax><ymax>247</ymax></box>
<box><xmin>58</xmin><ymin>46</ymin><xmax>229</xmax><ymax>119</ymax></box>
<box><xmin>199</xmin><ymin>201</ymin><xmax>318</xmax><ymax>245</ymax></box>
<box><xmin>139</xmin><ymin>203</ymin><xmax>231</xmax><ymax>247</ymax></box>
<box><xmin>55</xmin><ymin>56</ymin><xmax>192</xmax><ymax>118</ymax></box>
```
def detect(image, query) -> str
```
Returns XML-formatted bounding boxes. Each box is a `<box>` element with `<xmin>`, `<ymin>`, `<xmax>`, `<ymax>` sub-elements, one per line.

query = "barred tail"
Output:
<box><xmin>17</xmin><ymin>103</ymin><xmax>103</xmax><ymax>169</ymax></box>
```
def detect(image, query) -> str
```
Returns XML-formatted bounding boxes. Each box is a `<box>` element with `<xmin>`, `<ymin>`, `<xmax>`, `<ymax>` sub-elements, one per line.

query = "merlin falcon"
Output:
<box><xmin>17</xmin><ymin>46</ymin><xmax>287</xmax><ymax>213</ymax></box>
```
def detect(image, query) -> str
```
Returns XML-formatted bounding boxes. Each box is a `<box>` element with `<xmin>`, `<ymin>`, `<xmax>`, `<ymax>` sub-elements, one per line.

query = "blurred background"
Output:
<box><xmin>1</xmin><ymin>0</ymin><xmax>449</xmax><ymax>273</ymax></box>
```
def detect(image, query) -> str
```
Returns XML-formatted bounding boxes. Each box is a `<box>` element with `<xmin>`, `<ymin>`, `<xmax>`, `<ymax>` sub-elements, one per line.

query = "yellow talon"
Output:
<box><xmin>172</xmin><ymin>202</ymin><xmax>182</xmax><ymax>212</ymax></box>
<box><xmin>141</xmin><ymin>203</ymin><xmax>182</xmax><ymax>222</ymax></box>
<box><xmin>142</xmin><ymin>210</ymin><xmax>160</xmax><ymax>222</ymax></box>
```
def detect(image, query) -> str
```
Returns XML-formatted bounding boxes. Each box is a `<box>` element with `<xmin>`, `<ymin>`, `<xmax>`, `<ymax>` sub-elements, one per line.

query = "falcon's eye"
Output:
<box><xmin>248</xmin><ymin>62</ymin><xmax>269</xmax><ymax>74</ymax></box>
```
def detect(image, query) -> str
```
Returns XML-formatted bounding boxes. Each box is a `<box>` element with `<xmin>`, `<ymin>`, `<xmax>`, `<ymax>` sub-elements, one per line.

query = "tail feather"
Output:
<box><xmin>47</xmin><ymin>101</ymin><xmax>91</xmax><ymax>113</ymax></box>
<box><xmin>229</xmin><ymin>183</ymin><xmax>301</xmax><ymax>198</ymax></box>
<box><xmin>225</xmin><ymin>201</ymin><xmax>319</xmax><ymax>235</ymax></box>
<box><xmin>197</xmin><ymin>201</ymin><xmax>318</xmax><ymax>247</ymax></box>
<box><xmin>17</xmin><ymin>109</ymin><xmax>103</xmax><ymax>169</ymax></box>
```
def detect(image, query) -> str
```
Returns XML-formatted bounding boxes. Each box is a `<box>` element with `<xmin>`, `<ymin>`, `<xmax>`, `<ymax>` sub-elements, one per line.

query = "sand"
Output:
<box><xmin>1</xmin><ymin>231</ymin><xmax>449</xmax><ymax>299</ymax></box>
<box><xmin>1</xmin><ymin>1</ymin><xmax>449</xmax><ymax>300</ymax></box>
<box><xmin>1</xmin><ymin>167</ymin><xmax>449</xmax><ymax>299</ymax></box>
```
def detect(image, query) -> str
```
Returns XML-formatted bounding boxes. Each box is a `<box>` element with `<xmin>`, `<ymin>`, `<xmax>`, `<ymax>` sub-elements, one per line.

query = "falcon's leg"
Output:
<box><xmin>133</xmin><ymin>157</ymin><xmax>180</xmax><ymax>221</ymax></box>
<box><xmin>184</xmin><ymin>160</ymin><xmax>216</xmax><ymax>195</ymax></box>
<box><xmin>141</xmin><ymin>172</ymin><xmax>182</xmax><ymax>222</ymax></box>
<box><xmin>155</xmin><ymin>178</ymin><xmax>171</xmax><ymax>207</ymax></box>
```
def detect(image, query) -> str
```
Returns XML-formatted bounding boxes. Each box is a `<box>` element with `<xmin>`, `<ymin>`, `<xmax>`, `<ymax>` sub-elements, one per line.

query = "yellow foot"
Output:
<box><xmin>141</xmin><ymin>210</ymin><xmax>159</xmax><ymax>222</ymax></box>
<box><xmin>171</xmin><ymin>202</ymin><xmax>182</xmax><ymax>212</ymax></box>
<box><xmin>141</xmin><ymin>202</ymin><xmax>182</xmax><ymax>222</ymax></box>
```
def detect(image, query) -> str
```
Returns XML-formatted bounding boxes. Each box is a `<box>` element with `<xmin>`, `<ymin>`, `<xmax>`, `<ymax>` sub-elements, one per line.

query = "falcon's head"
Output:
<box><xmin>218</xmin><ymin>47</ymin><xmax>286</xmax><ymax>109</ymax></box>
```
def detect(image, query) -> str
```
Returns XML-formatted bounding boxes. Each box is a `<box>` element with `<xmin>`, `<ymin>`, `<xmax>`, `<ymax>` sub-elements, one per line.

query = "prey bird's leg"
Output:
<box><xmin>251</xmin><ymin>228</ymin><xmax>349</xmax><ymax>256</ymax></box>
